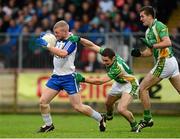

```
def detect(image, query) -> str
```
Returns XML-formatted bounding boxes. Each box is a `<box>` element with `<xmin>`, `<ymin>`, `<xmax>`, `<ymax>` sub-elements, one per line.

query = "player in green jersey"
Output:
<box><xmin>131</xmin><ymin>6</ymin><xmax>180</xmax><ymax>132</ymax></box>
<box><xmin>68</xmin><ymin>36</ymin><xmax>139</xmax><ymax>132</ymax></box>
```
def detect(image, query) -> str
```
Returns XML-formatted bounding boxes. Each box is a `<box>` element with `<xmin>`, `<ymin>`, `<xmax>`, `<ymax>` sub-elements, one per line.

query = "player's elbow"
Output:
<box><xmin>164</xmin><ymin>37</ymin><xmax>172</xmax><ymax>46</ymax></box>
<box><xmin>167</xmin><ymin>40</ymin><xmax>172</xmax><ymax>46</ymax></box>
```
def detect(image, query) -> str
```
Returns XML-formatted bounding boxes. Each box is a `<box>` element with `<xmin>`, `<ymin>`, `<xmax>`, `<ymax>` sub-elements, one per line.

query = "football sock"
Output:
<box><xmin>130</xmin><ymin>121</ymin><xmax>138</xmax><ymax>128</ymax></box>
<box><xmin>91</xmin><ymin>110</ymin><xmax>102</xmax><ymax>122</ymax></box>
<box><xmin>106</xmin><ymin>111</ymin><xmax>113</xmax><ymax>116</ymax></box>
<box><xmin>42</xmin><ymin>113</ymin><xmax>53</xmax><ymax>126</ymax></box>
<box><xmin>143</xmin><ymin>110</ymin><xmax>152</xmax><ymax>121</ymax></box>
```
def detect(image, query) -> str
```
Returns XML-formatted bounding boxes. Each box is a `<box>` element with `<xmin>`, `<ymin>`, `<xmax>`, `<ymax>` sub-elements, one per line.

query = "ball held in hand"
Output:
<box><xmin>42</xmin><ymin>33</ymin><xmax>57</xmax><ymax>47</ymax></box>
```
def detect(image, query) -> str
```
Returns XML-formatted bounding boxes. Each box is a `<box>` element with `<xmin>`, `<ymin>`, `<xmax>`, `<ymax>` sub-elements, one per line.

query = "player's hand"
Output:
<box><xmin>140</xmin><ymin>38</ymin><xmax>153</xmax><ymax>48</ymax></box>
<box><xmin>75</xmin><ymin>72</ymin><xmax>85</xmax><ymax>83</ymax></box>
<box><xmin>36</xmin><ymin>36</ymin><xmax>50</xmax><ymax>48</ymax></box>
<box><xmin>68</xmin><ymin>35</ymin><xmax>81</xmax><ymax>43</ymax></box>
<box><xmin>39</xmin><ymin>32</ymin><xmax>46</xmax><ymax>37</ymax></box>
<box><xmin>131</xmin><ymin>49</ymin><xmax>141</xmax><ymax>57</ymax></box>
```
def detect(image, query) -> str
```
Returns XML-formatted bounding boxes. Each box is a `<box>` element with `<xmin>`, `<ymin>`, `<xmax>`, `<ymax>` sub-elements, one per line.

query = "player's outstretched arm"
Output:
<box><xmin>80</xmin><ymin>38</ymin><xmax>101</xmax><ymax>53</ymax></box>
<box><xmin>68</xmin><ymin>35</ymin><xmax>102</xmax><ymax>53</ymax></box>
<box><xmin>75</xmin><ymin>72</ymin><xmax>112</xmax><ymax>85</ymax></box>
<box><xmin>85</xmin><ymin>75</ymin><xmax>112</xmax><ymax>85</ymax></box>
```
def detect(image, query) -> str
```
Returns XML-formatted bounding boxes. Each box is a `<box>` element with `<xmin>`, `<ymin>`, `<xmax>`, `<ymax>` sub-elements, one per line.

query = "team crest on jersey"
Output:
<box><xmin>56</xmin><ymin>41</ymin><xmax>65</xmax><ymax>49</ymax></box>
<box><xmin>54</xmin><ymin>41</ymin><xmax>66</xmax><ymax>58</ymax></box>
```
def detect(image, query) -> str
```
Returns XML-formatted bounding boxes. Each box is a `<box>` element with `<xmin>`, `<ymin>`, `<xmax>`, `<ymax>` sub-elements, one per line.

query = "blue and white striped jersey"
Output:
<box><xmin>53</xmin><ymin>39</ymin><xmax>77</xmax><ymax>75</ymax></box>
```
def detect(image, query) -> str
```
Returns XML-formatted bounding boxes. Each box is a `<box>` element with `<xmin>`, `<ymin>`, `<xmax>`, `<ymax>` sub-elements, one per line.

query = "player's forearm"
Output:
<box><xmin>85</xmin><ymin>78</ymin><xmax>107</xmax><ymax>85</ymax></box>
<box><xmin>80</xmin><ymin>38</ymin><xmax>100</xmax><ymax>53</ymax></box>
<box><xmin>153</xmin><ymin>39</ymin><xmax>172</xmax><ymax>49</ymax></box>
<box><xmin>48</xmin><ymin>47</ymin><xmax>68</xmax><ymax>58</ymax></box>
<box><xmin>85</xmin><ymin>78</ymin><xmax>103</xmax><ymax>85</ymax></box>
<box><xmin>85</xmin><ymin>77</ymin><xmax>111</xmax><ymax>85</ymax></box>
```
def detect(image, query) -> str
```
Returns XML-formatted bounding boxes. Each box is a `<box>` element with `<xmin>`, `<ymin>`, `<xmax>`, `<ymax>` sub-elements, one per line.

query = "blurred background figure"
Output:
<box><xmin>83</xmin><ymin>51</ymin><xmax>102</xmax><ymax>72</ymax></box>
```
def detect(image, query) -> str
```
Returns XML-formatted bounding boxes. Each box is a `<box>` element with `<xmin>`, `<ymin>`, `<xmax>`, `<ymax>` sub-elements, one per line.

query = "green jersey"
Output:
<box><xmin>106</xmin><ymin>55</ymin><xmax>136</xmax><ymax>83</ymax></box>
<box><xmin>145</xmin><ymin>19</ymin><xmax>173</xmax><ymax>62</ymax></box>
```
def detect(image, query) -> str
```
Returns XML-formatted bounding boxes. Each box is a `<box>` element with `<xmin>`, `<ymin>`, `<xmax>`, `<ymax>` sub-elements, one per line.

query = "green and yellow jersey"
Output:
<box><xmin>106</xmin><ymin>55</ymin><xmax>136</xmax><ymax>83</ymax></box>
<box><xmin>145</xmin><ymin>19</ymin><xmax>173</xmax><ymax>62</ymax></box>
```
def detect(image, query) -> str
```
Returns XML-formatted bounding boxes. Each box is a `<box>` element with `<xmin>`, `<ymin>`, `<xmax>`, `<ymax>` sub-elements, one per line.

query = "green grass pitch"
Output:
<box><xmin>0</xmin><ymin>114</ymin><xmax>180</xmax><ymax>138</ymax></box>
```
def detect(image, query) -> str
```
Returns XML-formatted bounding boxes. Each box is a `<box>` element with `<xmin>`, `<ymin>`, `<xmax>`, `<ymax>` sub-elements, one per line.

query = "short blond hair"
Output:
<box><xmin>53</xmin><ymin>20</ymin><xmax>69</xmax><ymax>30</ymax></box>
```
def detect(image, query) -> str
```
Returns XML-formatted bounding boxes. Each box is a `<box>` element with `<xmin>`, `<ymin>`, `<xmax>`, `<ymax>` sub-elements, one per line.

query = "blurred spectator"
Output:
<box><xmin>64</xmin><ymin>12</ymin><xmax>75</xmax><ymax>30</ymax></box>
<box><xmin>56</xmin><ymin>8</ymin><xmax>65</xmax><ymax>20</ymax></box>
<box><xmin>82</xmin><ymin>51</ymin><xmax>102</xmax><ymax>72</ymax></box>
<box><xmin>80</xmin><ymin>1</ymin><xmax>95</xmax><ymax>20</ymax></box>
<box><xmin>170</xmin><ymin>27</ymin><xmax>180</xmax><ymax>70</ymax></box>
<box><xmin>98</xmin><ymin>0</ymin><xmax>114</xmax><ymax>13</ymax></box>
<box><xmin>41</xmin><ymin>18</ymin><xmax>51</xmax><ymax>31</ymax></box>
<box><xmin>71</xmin><ymin>20</ymin><xmax>82</xmax><ymax>33</ymax></box>
<box><xmin>24</xmin><ymin>27</ymin><xmax>52</xmax><ymax>68</ymax></box>
<box><xmin>80</xmin><ymin>14</ymin><xmax>90</xmax><ymax>33</ymax></box>
<box><xmin>120</xmin><ymin>3</ymin><xmax>130</xmax><ymax>22</ymax></box>
<box><xmin>115</xmin><ymin>0</ymin><xmax>125</xmax><ymax>8</ymax></box>
<box><xmin>171</xmin><ymin>27</ymin><xmax>180</xmax><ymax>44</ymax></box>
<box><xmin>128</xmin><ymin>11</ymin><xmax>139</xmax><ymax>32</ymax></box>
<box><xmin>67</xmin><ymin>3</ymin><xmax>78</xmax><ymax>19</ymax></box>
<box><xmin>0</xmin><ymin>18</ymin><xmax>22</xmax><ymax>67</ymax></box>
<box><xmin>53</xmin><ymin>0</ymin><xmax>69</xmax><ymax>12</ymax></box>
<box><xmin>49</xmin><ymin>13</ymin><xmax>58</xmax><ymax>29</ymax></box>
<box><xmin>0</xmin><ymin>0</ymin><xmax>178</xmax><ymax>68</ymax></box>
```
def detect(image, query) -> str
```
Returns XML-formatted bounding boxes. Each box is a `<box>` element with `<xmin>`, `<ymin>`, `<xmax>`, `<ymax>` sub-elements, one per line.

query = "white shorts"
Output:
<box><xmin>151</xmin><ymin>56</ymin><xmax>179</xmax><ymax>78</ymax></box>
<box><xmin>108</xmin><ymin>79</ymin><xmax>139</xmax><ymax>98</ymax></box>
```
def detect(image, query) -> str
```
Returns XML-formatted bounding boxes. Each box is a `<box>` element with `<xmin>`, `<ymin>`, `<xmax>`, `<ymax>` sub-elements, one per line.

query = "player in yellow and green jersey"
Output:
<box><xmin>131</xmin><ymin>6</ymin><xmax>180</xmax><ymax>132</ymax></box>
<box><xmin>68</xmin><ymin>36</ymin><xmax>139</xmax><ymax>132</ymax></box>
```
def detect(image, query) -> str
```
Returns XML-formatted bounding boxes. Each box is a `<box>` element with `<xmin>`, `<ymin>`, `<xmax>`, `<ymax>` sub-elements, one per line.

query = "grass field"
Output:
<box><xmin>0</xmin><ymin>114</ymin><xmax>180</xmax><ymax>138</ymax></box>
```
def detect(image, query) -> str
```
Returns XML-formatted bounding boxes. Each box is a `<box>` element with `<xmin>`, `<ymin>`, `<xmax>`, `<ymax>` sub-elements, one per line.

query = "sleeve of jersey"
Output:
<box><xmin>64</xmin><ymin>41</ymin><xmax>77</xmax><ymax>55</ymax></box>
<box><xmin>157</xmin><ymin>23</ymin><xmax>169</xmax><ymax>38</ymax></box>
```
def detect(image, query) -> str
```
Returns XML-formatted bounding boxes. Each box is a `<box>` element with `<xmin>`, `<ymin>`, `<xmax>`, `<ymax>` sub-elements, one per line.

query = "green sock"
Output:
<box><xmin>106</xmin><ymin>111</ymin><xmax>113</xmax><ymax>116</ymax></box>
<box><xmin>144</xmin><ymin>110</ymin><xmax>152</xmax><ymax>121</ymax></box>
<box><xmin>130</xmin><ymin>121</ymin><xmax>138</xmax><ymax>128</ymax></box>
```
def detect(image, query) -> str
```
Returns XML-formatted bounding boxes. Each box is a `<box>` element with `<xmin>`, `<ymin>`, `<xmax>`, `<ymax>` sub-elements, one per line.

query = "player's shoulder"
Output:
<box><xmin>63</xmin><ymin>39</ymin><xmax>77</xmax><ymax>48</ymax></box>
<box><xmin>156</xmin><ymin>20</ymin><xmax>167</xmax><ymax>29</ymax></box>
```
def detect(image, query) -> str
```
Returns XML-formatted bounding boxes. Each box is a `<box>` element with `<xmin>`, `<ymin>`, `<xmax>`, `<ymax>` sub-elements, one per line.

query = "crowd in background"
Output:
<box><xmin>0</xmin><ymin>0</ymin><xmax>179</xmax><ymax>70</ymax></box>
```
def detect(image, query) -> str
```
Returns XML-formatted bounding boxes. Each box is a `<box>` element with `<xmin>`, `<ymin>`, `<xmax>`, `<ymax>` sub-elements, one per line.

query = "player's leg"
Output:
<box><xmin>139</xmin><ymin>56</ymin><xmax>179</xmax><ymax>130</ymax></box>
<box><xmin>140</xmin><ymin>72</ymin><xmax>162</xmax><ymax>119</ymax></box>
<box><xmin>169</xmin><ymin>74</ymin><xmax>180</xmax><ymax>94</ymax></box>
<box><xmin>105</xmin><ymin>94</ymin><xmax>120</xmax><ymax>120</ymax></box>
<box><xmin>137</xmin><ymin>72</ymin><xmax>161</xmax><ymax>132</ymax></box>
<box><xmin>168</xmin><ymin>57</ymin><xmax>180</xmax><ymax>94</ymax></box>
<box><xmin>117</xmin><ymin>93</ymin><xmax>138</xmax><ymax>131</ymax></box>
<box><xmin>64</xmin><ymin>73</ymin><xmax>106</xmax><ymax>131</ymax></box>
<box><xmin>69</xmin><ymin>93</ymin><xmax>106</xmax><ymax>131</ymax></box>
<box><xmin>38</xmin><ymin>86</ymin><xmax>58</xmax><ymax>133</ymax></box>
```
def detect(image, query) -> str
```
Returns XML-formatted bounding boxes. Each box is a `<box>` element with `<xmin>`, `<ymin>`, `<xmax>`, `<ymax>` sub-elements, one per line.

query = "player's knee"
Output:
<box><xmin>117</xmin><ymin>106</ymin><xmax>126</xmax><ymax>114</ymax></box>
<box><xmin>39</xmin><ymin>98</ymin><xmax>50</xmax><ymax>109</ymax></box>
<box><xmin>39</xmin><ymin>97</ymin><xmax>48</xmax><ymax>105</ymax></box>
<box><xmin>40</xmin><ymin>103</ymin><xmax>49</xmax><ymax>109</ymax></box>
<box><xmin>139</xmin><ymin>85</ymin><xmax>148</xmax><ymax>93</ymax></box>
<box><xmin>72</xmin><ymin>104</ymin><xmax>82</xmax><ymax>112</ymax></box>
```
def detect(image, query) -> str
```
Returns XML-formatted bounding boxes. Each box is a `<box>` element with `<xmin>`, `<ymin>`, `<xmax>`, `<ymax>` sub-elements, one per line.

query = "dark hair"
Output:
<box><xmin>140</xmin><ymin>6</ymin><xmax>156</xmax><ymax>18</ymax></box>
<box><xmin>101</xmin><ymin>48</ymin><xmax>115</xmax><ymax>59</ymax></box>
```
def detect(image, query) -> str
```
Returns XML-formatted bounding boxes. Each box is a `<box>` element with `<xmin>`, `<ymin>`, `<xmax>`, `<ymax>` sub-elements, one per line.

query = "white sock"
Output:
<box><xmin>91</xmin><ymin>110</ymin><xmax>102</xmax><ymax>122</ymax></box>
<box><xmin>42</xmin><ymin>113</ymin><xmax>52</xmax><ymax>126</ymax></box>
